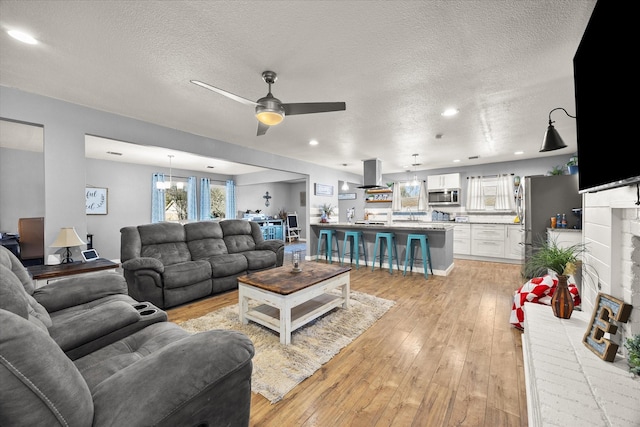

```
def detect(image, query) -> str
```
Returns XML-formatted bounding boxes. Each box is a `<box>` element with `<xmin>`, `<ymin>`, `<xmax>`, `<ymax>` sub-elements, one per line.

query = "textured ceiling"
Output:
<box><xmin>0</xmin><ymin>1</ymin><xmax>597</xmax><ymax>176</ymax></box>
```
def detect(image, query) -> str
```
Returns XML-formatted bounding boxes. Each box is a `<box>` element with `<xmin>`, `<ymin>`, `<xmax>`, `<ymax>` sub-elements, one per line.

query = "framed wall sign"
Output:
<box><xmin>338</xmin><ymin>193</ymin><xmax>357</xmax><ymax>200</ymax></box>
<box><xmin>86</xmin><ymin>187</ymin><xmax>108</xmax><ymax>215</ymax></box>
<box><xmin>314</xmin><ymin>183</ymin><xmax>334</xmax><ymax>196</ymax></box>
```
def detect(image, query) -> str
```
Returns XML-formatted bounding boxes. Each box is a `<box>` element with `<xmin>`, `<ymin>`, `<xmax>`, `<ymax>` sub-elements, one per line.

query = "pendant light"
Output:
<box><xmin>540</xmin><ymin>108</ymin><xmax>576</xmax><ymax>152</ymax></box>
<box><xmin>156</xmin><ymin>154</ymin><xmax>182</xmax><ymax>190</ymax></box>
<box><xmin>411</xmin><ymin>154</ymin><xmax>420</xmax><ymax>186</ymax></box>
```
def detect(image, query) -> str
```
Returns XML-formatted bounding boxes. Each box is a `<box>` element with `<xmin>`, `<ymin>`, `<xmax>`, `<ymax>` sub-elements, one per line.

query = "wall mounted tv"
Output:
<box><xmin>573</xmin><ymin>0</ymin><xmax>639</xmax><ymax>193</ymax></box>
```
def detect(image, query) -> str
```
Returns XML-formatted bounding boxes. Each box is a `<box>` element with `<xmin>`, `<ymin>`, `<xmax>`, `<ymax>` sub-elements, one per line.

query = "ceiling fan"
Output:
<box><xmin>191</xmin><ymin>71</ymin><xmax>346</xmax><ymax>136</ymax></box>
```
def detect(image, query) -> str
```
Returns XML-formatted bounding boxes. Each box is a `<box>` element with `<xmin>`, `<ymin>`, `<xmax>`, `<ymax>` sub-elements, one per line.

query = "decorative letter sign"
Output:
<box><xmin>583</xmin><ymin>293</ymin><xmax>632</xmax><ymax>361</ymax></box>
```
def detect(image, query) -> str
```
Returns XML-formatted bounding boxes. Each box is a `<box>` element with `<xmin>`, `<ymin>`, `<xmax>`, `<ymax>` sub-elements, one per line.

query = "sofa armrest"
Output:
<box><xmin>33</xmin><ymin>272</ymin><xmax>129</xmax><ymax>313</ymax></box>
<box><xmin>255</xmin><ymin>239</ymin><xmax>284</xmax><ymax>253</ymax></box>
<box><xmin>91</xmin><ymin>330</ymin><xmax>255</xmax><ymax>427</ymax></box>
<box><xmin>122</xmin><ymin>257</ymin><xmax>165</xmax><ymax>273</ymax></box>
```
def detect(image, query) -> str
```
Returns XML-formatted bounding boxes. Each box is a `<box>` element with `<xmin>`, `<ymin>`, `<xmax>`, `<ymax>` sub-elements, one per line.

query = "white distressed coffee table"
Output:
<box><xmin>237</xmin><ymin>262</ymin><xmax>351</xmax><ymax>345</ymax></box>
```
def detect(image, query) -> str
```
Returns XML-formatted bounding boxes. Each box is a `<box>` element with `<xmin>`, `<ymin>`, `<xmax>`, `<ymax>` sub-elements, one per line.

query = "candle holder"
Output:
<box><xmin>291</xmin><ymin>251</ymin><xmax>302</xmax><ymax>273</ymax></box>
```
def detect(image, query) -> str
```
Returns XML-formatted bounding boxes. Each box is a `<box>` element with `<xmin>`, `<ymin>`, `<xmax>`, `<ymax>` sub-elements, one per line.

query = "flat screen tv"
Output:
<box><xmin>573</xmin><ymin>0</ymin><xmax>639</xmax><ymax>193</ymax></box>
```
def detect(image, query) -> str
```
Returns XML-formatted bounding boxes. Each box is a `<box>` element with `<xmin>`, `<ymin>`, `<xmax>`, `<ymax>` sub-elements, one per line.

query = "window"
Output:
<box><xmin>399</xmin><ymin>182</ymin><xmax>421</xmax><ymax>209</ymax></box>
<box><xmin>164</xmin><ymin>181</ymin><xmax>188</xmax><ymax>221</ymax></box>
<box><xmin>210</xmin><ymin>184</ymin><xmax>226</xmax><ymax>219</ymax></box>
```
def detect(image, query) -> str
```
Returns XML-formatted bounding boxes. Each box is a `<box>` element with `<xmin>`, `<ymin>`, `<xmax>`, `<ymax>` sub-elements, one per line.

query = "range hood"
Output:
<box><xmin>357</xmin><ymin>158</ymin><xmax>383</xmax><ymax>189</ymax></box>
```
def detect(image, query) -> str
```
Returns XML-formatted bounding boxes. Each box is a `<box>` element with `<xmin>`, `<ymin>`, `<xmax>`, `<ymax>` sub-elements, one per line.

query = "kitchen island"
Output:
<box><xmin>310</xmin><ymin>222</ymin><xmax>454</xmax><ymax>276</ymax></box>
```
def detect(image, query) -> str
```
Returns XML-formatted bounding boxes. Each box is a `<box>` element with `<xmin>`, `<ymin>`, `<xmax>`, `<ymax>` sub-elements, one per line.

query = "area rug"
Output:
<box><xmin>178</xmin><ymin>290</ymin><xmax>395</xmax><ymax>403</ymax></box>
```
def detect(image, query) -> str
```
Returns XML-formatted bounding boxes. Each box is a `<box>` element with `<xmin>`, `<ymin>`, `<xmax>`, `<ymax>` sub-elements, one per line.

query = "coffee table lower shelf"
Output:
<box><xmin>244</xmin><ymin>293</ymin><xmax>343</xmax><ymax>336</ymax></box>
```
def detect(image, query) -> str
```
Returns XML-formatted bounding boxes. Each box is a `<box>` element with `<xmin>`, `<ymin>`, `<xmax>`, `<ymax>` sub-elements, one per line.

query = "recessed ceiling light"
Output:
<box><xmin>309</xmin><ymin>140</ymin><xmax>318</xmax><ymax>146</ymax></box>
<box><xmin>206</xmin><ymin>165</ymin><xmax>215</xmax><ymax>169</ymax></box>
<box><xmin>453</xmin><ymin>159</ymin><xmax>461</xmax><ymax>163</ymax></box>
<box><xmin>514</xmin><ymin>151</ymin><xmax>524</xmax><ymax>155</ymax></box>
<box><xmin>7</xmin><ymin>30</ymin><xmax>38</xmax><ymax>45</ymax></box>
<box><xmin>441</xmin><ymin>108</ymin><xmax>459</xmax><ymax>117</ymax></box>
<box><xmin>106</xmin><ymin>151</ymin><xmax>122</xmax><ymax>156</ymax></box>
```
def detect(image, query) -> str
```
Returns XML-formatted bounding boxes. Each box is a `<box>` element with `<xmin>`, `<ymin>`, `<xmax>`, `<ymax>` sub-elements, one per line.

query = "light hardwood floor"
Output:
<box><xmin>167</xmin><ymin>258</ymin><xmax>527</xmax><ymax>427</ymax></box>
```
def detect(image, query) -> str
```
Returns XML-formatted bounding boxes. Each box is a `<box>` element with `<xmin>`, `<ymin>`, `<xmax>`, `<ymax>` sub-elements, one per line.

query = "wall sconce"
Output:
<box><xmin>50</xmin><ymin>227</ymin><xmax>86</xmax><ymax>264</ymax></box>
<box><xmin>540</xmin><ymin>107</ymin><xmax>576</xmax><ymax>152</ymax></box>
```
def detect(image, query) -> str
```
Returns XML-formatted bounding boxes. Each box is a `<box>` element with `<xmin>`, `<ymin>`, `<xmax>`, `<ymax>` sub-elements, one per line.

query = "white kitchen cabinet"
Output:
<box><xmin>427</xmin><ymin>173</ymin><xmax>461</xmax><ymax>190</ymax></box>
<box><xmin>453</xmin><ymin>223</ymin><xmax>471</xmax><ymax>255</ymax></box>
<box><xmin>471</xmin><ymin>224</ymin><xmax>505</xmax><ymax>258</ymax></box>
<box><xmin>547</xmin><ymin>228</ymin><xmax>582</xmax><ymax>248</ymax></box>
<box><xmin>505</xmin><ymin>224</ymin><xmax>524</xmax><ymax>260</ymax></box>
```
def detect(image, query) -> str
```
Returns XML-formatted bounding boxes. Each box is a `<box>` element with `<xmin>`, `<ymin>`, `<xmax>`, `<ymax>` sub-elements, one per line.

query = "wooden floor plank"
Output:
<box><xmin>167</xmin><ymin>258</ymin><xmax>528</xmax><ymax>426</ymax></box>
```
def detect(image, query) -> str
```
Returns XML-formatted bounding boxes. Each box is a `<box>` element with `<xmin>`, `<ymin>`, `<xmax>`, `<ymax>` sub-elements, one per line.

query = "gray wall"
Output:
<box><xmin>0</xmin><ymin>147</ymin><xmax>45</xmax><ymax>233</ymax></box>
<box><xmin>0</xmin><ymin>86</ymin><xmax>362</xmax><ymax>261</ymax></box>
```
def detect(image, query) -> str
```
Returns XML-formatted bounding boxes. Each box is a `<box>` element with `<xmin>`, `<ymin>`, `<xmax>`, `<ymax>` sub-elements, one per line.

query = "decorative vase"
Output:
<box><xmin>551</xmin><ymin>274</ymin><xmax>574</xmax><ymax>319</ymax></box>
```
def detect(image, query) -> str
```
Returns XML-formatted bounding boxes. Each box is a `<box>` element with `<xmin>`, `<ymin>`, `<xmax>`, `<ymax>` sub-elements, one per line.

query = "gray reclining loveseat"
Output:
<box><xmin>0</xmin><ymin>245</ymin><xmax>255</xmax><ymax>426</ymax></box>
<box><xmin>120</xmin><ymin>219</ymin><xmax>285</xmax><ymax>309</ymax></box>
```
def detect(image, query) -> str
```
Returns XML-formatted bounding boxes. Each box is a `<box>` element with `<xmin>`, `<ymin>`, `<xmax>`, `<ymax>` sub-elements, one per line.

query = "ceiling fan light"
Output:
<box><xmin>256</xmin><ymin>110</ymin><xmax>284</xmax><ymax>126</ymax></box>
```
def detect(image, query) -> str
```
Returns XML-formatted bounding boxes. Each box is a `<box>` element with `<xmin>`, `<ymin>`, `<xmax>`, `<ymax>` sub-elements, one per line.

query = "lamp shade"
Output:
<box><xmin>540</xmin><ymin>123</ymin><xmax>568</xmax><ymax>152</ymax></box>
<box><xmin>50</xmin><ymin>227</ymin><xmax>86</xmax><ymax>248</ymax></box>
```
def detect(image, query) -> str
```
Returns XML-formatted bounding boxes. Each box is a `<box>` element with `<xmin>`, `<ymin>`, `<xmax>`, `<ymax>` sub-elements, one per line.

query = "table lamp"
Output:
<box><xmin>51</xmin><ymin>227</ymin><xmax>86</xmax><ymax>264</ymax></box>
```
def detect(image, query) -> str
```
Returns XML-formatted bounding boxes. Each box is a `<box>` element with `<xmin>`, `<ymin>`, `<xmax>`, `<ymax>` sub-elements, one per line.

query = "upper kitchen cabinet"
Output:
<box><xmin>427</xmin><ymin>173</ymin><xmax>461</xmax><ymax>190</ymax></box>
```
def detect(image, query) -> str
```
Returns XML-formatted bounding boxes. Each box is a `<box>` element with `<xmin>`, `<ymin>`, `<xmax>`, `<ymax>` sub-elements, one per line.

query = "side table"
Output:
<box><xmin>27</xmin><ymin>258</ymin><xmax>120</xmax><ymax>287</ymax></box>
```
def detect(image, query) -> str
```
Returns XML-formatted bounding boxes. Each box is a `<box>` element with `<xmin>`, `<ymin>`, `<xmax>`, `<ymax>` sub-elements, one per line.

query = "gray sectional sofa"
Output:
<box><xmin>0</xmin><ymin>245</ymin><xmax>255</xmax><ymax>427</ymax></box>
<box><xmin>120</xmin><ymin>219</ymin><xmax>285</xmax><ymax>309</ymax></box>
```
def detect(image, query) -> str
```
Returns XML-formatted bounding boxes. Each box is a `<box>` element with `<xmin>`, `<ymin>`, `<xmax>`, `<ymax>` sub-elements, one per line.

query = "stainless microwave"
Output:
<box><xmin>428</xmin><ymin>189</ymin><xmax>460</xmax><ymax>205</ymax></box>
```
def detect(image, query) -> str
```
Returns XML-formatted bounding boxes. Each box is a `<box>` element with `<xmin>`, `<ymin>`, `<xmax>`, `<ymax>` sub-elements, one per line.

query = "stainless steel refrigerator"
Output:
<box><xmin>519</xmin><ymin>174</ymin><xmax>582</xmax><ymax>270</ymax></box>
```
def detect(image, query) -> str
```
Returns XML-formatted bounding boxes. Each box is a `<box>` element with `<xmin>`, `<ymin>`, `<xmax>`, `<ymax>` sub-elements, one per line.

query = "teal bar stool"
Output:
<box><xmin>371</xmin><ymin>232</ymin><xmax>399</xmax><ymax>274</ymax></box>
<box><xmin>341</xmin><ymin>230</ymin><xmax>368</xmax><ymax>269</ymax></box>
<box><xmin>403</xmin><ymin>233</ymin><xmax>433</xmax><ymax>279</ymax></box>
<box><xmin>316</xmin><ymin>229</ymin><xmax>340</xmax><ymax>263</ymax></box>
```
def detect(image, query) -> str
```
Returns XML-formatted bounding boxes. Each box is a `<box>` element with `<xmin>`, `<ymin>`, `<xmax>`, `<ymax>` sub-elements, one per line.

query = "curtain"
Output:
<box><xmin>495</xmin><ymin>174</ymin><xmax>516</xmax><ymax>211</ymax></box>
<box><xmin>187</xmin><ymin>176</ymin><xmax>197</xmax><ymax>221</ymax></box>
<box><xmin>466</xmin><ymin>176</ymin><xmax>485</xmax><ymax>211</ymax></box>
<box><xmin>418</xmin><ymin>180</ymin><xmax>428</xmax><ymax>211</ymax></box>
<box><xmin>226</xmin><ymin>180</ymin><xmax>236</xmax><ymax>219</ymax></box>
<box><xmin>391</xmin><ymin>182</ymin><xmax>402</xmax><ymax>210</ymax></box>
<box><xmin>199</xmin><ymin>178</ymin><xmax>211</xmax><ymax>220</ymax></box>
<box><xmin>151</xmin><ymin>173</ymin><xmax>165</xmax><ymax>223</ymax></box>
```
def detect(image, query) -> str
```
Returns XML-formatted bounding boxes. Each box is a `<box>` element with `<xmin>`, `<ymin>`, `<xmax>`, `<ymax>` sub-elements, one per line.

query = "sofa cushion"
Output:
<box><xmin>221</xmin><ymin>220</ymin><xmax>259</xmax><ymax>254</ymax></box>
<box><xmin>185</xmin><ymin>221</ymin><xmax>229</xmax><ymax>258</ymax></box>
<box><xmin>0</xmin><ymin>309</ymin><xmax>94</xmax><ymax>427</ymax></box>
<box><xmin>0</xmin><ymin>245</ymin><xmax>36</xmax><ymax>295</ymax></box>
<box><xmin>0</xmin><ymin>264</ymin><xmax>51</xmax><ymax>331</ymax></box>
<box><xmin>0</xmin><ymin>264</ymin><xmax>29</xmax><ymax>319</ymax></box>
<box><xmin>162</xmin><ymin>260</ymin><xmax>212</xmax><ymax>289</ymax></box>
<box><xmin>244</xmin><ymin>250</ymin><xmax>278</xmax><ymax>271</ymax></box>
<box><xmin>138</xmin><ymin>222</ymin><xmax>192</xmax><ymax>265</ymax></box>
<box><xmin>207</xmin><ymin>253</ymin><xmax>249</xmax><ymax>278</ymax></box>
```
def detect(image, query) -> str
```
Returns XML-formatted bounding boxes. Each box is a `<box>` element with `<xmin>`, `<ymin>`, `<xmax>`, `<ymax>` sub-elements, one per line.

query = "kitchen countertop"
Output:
<box><xmin>313</xmin><ymin>222</ymin><xmax>454</xmax><ymax>230</ymax></box>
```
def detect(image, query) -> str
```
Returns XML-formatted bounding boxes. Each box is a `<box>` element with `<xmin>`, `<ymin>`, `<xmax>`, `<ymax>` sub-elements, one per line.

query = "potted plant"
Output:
<box><xmin>320</xmin><ymin>203</ymin><xmax>334</xmax><ymax>223</ymax></box>
<box><xmin>524</xmin><ymin>237</ymin><xmax>586</xmax><ymax>319</ymax></box>
<box><xmin>625</xmin><ymin>334</ymin><xmax>640</xmax><ymax>376</ymax></box>
<box><xmin>566</xmin><ymin>156</ymin><xmax>579</xmax><ymax>175</ymax></box>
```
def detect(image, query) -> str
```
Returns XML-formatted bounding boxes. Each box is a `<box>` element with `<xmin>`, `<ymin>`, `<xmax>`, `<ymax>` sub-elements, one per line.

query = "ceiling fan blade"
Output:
<box><xmin>283</xmin><ymin>102</ymin><xmax>346</xmax><ymax>116</ymax></box>
<box><xmin>257</xmin><ymin>121</ymin><xmax>270</xmax><ymax>136</ymax></box>
<box><xmin>190</xmin><ymin>80</ymin><xmax>258</xmax><ymax>107</ymax></box>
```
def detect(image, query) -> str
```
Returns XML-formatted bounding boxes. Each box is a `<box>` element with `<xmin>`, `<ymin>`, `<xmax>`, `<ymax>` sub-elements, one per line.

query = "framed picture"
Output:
<box><xmin>338</xmin><ymin>193</ymin><xmax>357</xmax><ymax>200</ymax></box>
<box><xmin>300</xmin><ymin>191</ymin><xmax>306</xmax><ymax>207</ymax></box>
<box><xmin>86</xmin><ymin>187</ymin><xmax>108</xmax><ymax>215</ymax></box>
<box><xmin>314</xmin><ymin>183</ymin><xmax>334</xmax><ymax>196</ymax></box>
